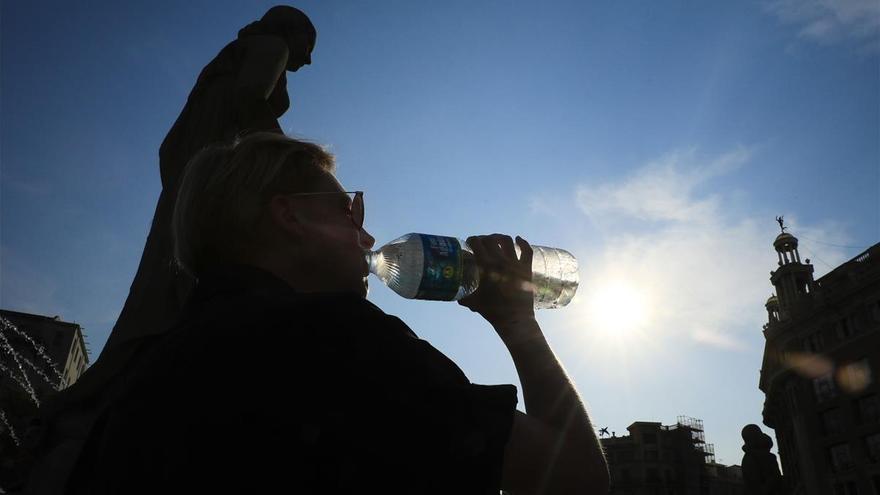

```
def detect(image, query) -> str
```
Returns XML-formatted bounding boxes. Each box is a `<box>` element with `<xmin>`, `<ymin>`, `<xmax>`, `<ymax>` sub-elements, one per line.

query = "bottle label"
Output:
<box><xmin>416</xmin><ymin>234</ymin><xmax>463</xmax><ymax>301</ymax></box>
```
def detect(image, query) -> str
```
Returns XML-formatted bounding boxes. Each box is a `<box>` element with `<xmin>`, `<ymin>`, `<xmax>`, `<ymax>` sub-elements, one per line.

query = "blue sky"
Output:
<box><xmin>2</xmin><ymin>0</ymin><xmax>878</xmax><ymax>466</ymax></box>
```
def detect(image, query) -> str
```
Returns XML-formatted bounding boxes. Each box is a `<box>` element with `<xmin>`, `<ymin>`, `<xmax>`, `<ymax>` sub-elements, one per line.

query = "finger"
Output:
<box><xmin>516</xmin><ymin>236</ymin><xmax>534</xmax><ymax>267</ymax></box>
<box><xmin>466</xmin><ymin>235</ymin><xmax>485</xmax><ymax>258</ymax></box>
<box><xmin>482</xmin><ymin>234</ymin><xmax>506</xmax><ymax>260</ymax></box>
<box><xmin>494</xmin><ymin>234</ymin><xmax>517</xmax><ymax>259</ymax></box>
<box><xmin>466</xmin><ymin>235</ymin><xmax>491</xmax><ymax>253</ymax></box>
<box><xmin>466</xmin><ymin>236</ymin><xmax>493</xmax><ymax>269</ymax></box>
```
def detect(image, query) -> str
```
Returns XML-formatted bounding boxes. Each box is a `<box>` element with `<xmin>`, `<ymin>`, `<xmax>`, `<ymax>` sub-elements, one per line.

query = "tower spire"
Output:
<box><xmin>769</xmin><ymin>218</ymin><xmax>814</xmax><ymax>319</ymax></box>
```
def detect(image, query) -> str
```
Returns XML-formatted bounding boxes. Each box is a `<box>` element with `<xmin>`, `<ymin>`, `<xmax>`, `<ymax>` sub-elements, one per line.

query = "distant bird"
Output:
<box><xmin>599</xmin><ymin>427</ymin><xmax>609</xmax><ymax>438</ymax></box>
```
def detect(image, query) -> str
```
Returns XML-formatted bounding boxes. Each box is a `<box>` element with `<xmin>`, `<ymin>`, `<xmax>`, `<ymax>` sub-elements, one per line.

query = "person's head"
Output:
<box><xmin>172</xmin><ymin>132</ymin><xmax>375</xmax><ymax>296</ymax></box>
<box><xmin>741</xmin><ymin>424</ymin><xmax>771</xmax><ymax>451</ymax></box>
<box><xmin>239</xmin><ymin>5</ymin><xmax>316</xmax><ymax>71</ymax></box>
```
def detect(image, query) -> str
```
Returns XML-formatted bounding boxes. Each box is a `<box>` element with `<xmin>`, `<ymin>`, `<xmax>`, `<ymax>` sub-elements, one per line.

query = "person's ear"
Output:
<box><xmin>268</xmin><ymin>194</ymin><xmax>305</xmax><ymax>238</ymax></box>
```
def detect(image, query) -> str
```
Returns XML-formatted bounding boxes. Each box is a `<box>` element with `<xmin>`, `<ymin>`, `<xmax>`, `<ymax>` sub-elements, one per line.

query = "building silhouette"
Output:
<box><xmin>0</xmin><ymin>309</ymin><xmax>90</xmax><ymax>489</ymax></box>
<box><xmin>759</xmin><ymin>229</ymin><xmax>880</xmax><ymax>495</ymax></box>
<box><xmin>601</xmin><ymin>417</ymin><xmax>744</xmax><ymax>495</ymax></box>
<box><xmin>0</xmin><ymin>309</ymin><xmax>90</xmax><ymax>393</ymax></box>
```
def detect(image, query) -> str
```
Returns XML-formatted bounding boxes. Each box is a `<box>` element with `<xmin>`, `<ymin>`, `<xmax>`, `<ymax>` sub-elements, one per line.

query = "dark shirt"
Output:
<box><xmin>67</xmin><ymin>264</ymin><xmax>518</xmax><ymax>494</ymax></box>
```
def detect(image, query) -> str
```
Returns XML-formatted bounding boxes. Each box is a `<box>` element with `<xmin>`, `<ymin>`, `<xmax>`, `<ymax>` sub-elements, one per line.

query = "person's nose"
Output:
<box><xmin>359</xmin><ymin>228</ymin><xmax>375</xmax><ymax>250</ymax></box>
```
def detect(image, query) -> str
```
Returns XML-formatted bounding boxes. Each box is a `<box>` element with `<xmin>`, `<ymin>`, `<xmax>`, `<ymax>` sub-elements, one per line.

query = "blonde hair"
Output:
<box><xmin>172</xmin><ymin>132</ymin><xmax>335</xmax><ymax>277</ymax></box>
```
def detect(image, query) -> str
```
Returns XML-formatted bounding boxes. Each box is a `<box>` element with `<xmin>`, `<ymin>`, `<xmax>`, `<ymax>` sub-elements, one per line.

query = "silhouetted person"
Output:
<box><xmin>61</xmin><ymin>133</ymin><xmax>610</xmax><ymax>494</ymax></box>
<box><xmin>25</xmin><ymin>7</ymin><xmax>315</xmax><ymax>494</ymax></box>
<box><xmin>742</xmin><ymin>424</ymin><xmax>786</xmax><ymax>495</ymax></box>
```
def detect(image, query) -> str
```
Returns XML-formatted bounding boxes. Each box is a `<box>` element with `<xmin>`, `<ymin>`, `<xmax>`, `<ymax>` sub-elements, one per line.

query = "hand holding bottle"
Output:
<box><xmin>457</xmin><ymin>234</ymin><xmax>536</xmax><ymax>327</ymax></box>
<box><xmin>366</xmin><ymin>232</ymin><xmax>578</xmax><ymax>309</ymax></box>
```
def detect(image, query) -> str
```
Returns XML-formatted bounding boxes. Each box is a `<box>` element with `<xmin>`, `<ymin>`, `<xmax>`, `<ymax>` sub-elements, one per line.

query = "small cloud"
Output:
<box><xmin>576</xmin><ymin>147</ymin><xmax>751</xmax><ymax>226</ymax></box>
<box><xmin>765</xmin><ymin>0</ymin><xmax>880</xmax><ymax>52</ymax></box>
<box><xmin>560</xmin><ymin>147</ymin><xmax>851</xmax><ymax>351</ymax></box>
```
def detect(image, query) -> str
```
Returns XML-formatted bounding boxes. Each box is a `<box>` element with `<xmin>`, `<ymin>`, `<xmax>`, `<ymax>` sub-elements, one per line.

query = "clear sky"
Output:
<box><xmin>2</xmin><ymin>0</ymin><xmax>878</xmax><ymax>467</ymax></box>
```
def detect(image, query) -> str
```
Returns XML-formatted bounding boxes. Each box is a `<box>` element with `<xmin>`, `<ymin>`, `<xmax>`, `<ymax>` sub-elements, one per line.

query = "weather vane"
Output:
<box><xmin>775</xmin><ymin>216</ymin><xmax>787</xmax><ymax>233</ymax></box>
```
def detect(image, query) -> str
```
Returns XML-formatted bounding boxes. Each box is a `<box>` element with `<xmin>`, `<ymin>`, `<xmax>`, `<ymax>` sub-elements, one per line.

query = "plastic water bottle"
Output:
<box><xmin>365</xmin><ymin>233</ymin><xmax>579</xmax><ymax>309</ymax></box>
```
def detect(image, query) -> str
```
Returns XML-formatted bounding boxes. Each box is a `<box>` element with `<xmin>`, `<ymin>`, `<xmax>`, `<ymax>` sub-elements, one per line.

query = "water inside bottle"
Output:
<box><xmin>367</xmin><ymin>234</ymin><xmax>424</xmax><ymax>299</ymax></box>
<box><xmin>529</xmin><ymin>246</ymin><xmax>579</xmax><ymax>309</ymax></box>
<box><xmin>368</xmin><ymin>233</ymin><xmax>579</xmax><ymax>308</ymax></box>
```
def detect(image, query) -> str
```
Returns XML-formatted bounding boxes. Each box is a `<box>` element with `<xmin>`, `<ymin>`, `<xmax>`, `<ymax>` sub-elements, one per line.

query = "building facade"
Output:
<box><xmin>759</xmin><ymin>230</ymin><xmax>880</xmax><ymax>495</ymax></box>
<box><xmin>602</xmin><ymin>417</ymin><xmax>744</xmax><ymax>495</ymax></box>
<box><xmin>0</xmin><ymin>309</ymin><xmax>90</xmax><ymax>394</ymax></box>
<box><xmin>0</xmin><ymin>309</ymin><xmax>90</xmax><ymax>489</ymax></box>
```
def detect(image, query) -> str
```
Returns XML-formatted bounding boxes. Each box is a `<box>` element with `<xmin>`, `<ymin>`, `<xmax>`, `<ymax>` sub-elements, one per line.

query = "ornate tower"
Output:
<box><xmin>759</xmin><ymin>217</ymin><xmax>880</xmax><ymax>495</ymax></box>
<box><xmin>769</xmin><ymin>218</ymin><xmax>815</xmax><ymax>320</ymax></box>
<box><xmin>764</xmin><ymin>295</ymin><xmax>780</xmax><ymax>326</ymax></box>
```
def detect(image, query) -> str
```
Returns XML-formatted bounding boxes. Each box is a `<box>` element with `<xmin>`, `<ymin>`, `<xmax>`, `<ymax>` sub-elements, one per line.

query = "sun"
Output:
<box><xmin>585</xmin><ymin>280</ymin><xmax>653</xmax><ymax>340</ymax></box>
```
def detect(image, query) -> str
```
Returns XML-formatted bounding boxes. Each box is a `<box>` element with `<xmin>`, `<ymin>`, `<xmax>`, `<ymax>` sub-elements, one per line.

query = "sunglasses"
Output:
<box><xmin>281</xmin><ymin>191</ymin><xmax>365</xmax><ymax>229</ymax></box>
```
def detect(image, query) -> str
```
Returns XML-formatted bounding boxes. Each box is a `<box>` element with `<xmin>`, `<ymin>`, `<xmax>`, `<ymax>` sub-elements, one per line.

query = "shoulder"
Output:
<box><xmin>189</xmin><ymin>287</ymin><xmax>418</xmax><ymax>349</ymax></box>
<box><xmin>237</xmin><ymin>35</ymin><xmax>289</xmax><ymax>60</ymax></box>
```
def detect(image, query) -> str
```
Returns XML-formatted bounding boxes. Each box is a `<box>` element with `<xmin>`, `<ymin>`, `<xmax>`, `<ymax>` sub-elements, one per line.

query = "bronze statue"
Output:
<box><xmin>741</xmin><ymin>424</ymin><xmax>786</xmax><ymax>495</ymax></box>
<box><xmin>119</xmin><ymin>5</ymin><xmax>316</xmax><ymax>350</ymax></box>
<box><xmin>775</xmin><ymin>216</ymin><xmax>787</xmax><ymax>233</ymax></box>
<box><xmin>26</xmin><ymin>7</ymin><xmax>316</xmax><ymax>493</ymax></box>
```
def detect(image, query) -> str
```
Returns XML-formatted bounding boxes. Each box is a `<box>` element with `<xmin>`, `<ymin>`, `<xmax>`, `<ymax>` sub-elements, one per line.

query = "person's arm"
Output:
<box><xmin>234</xmin><ymin>35</ymin><xmax>289</xmax><ymax>132</ymax></box>
<box><xmin>459</xmin><ymin>234</ymin><xmax>609</xmax><ymax>495</ymax></box>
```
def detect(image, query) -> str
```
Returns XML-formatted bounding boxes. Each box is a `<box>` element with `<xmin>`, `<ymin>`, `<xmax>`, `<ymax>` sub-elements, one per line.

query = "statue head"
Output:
<box><xmin>239</xmin><ymin>6</ymin><xmax>317</xmax><ymax>72</ymax></box>
<box><xmin>742</xmin><ymin>424</ymin><xmax>773</xmax><ymax>452</ymax></box>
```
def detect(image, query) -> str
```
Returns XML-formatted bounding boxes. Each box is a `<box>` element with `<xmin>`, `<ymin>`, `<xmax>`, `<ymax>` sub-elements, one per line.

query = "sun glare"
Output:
<box><xmin>586</xmin><ymin>280</ymin><xmax>652</xmax><ymax>340</ymax></box>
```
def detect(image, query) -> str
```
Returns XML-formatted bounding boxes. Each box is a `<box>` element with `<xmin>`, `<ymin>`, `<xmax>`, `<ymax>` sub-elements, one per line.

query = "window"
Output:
<box><xmin>865</xmin><ymin>434</ymin><xmax>880</xmax><ymax>463</ymax></box>
<box><xmin>835</xmin><ymin>317</ymin><xmax>853</xmax><ymax>340</ymax></box>
<box><xmin>645</xmin><ymin>450</ymin><xmax>659</xmax><ymax>461</ymax></box>
<box><xmin>804</xmin><ymin>332</ymin><xmax>824</xmax><ymax>352</ymax></box>
<box><xmin>643</xmin><ymin>433</ymin><xmax>657</xmax><ymax>444</ymax></box>
<box><xmin>821</xmin><ymin>408</ymin><xmax>846</xmax><ymax>436</ymax></box>
<box><xmin>857</xmin><ymin>395</ymin><xmax>880</xmax><ymax>424</ymax></box>
<box><xmin>797</xmin><ymin>278</ymin><xmax>810</xmax><ymax>295</ymax></box>
<box><xmin>829</xmin><ymin>443</ymin><xmax>854</xmax><ymax>472</ymax></box>
<box><xmin>814</xmin><ymin>373</ymin><xmax>838</xmax><ymax>402</ymax></box>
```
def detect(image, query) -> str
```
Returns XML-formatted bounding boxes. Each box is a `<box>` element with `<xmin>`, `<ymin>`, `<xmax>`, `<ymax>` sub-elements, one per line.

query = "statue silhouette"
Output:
<box><xmin>741</xmin><ymin>424</ymin><xmax>786</xmax><ymax>495</ymax></box>
<box><xmin>25</xmin><ymin>7</ymin><xmax>316</xmax><ymax>493</ymax></box>
<box><xmin>114</xmin><ymin>4</ymin><xmax>316</xmax><ymax>352</ymax></box>
<box><xmin>775</xmin><ymin>216</ymin><xmax>787</xmax><ymax>233</ymax></box>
